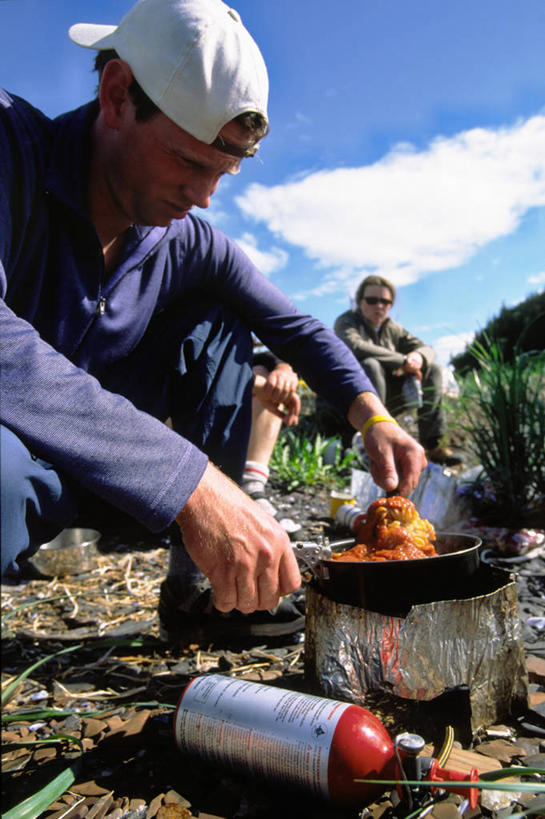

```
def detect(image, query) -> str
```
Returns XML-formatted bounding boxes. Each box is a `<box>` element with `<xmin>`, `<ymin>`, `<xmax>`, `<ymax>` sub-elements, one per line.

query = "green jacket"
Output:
<box><xmin>334</xmin><ymin>309</ymin><xmax>435</xmax><ymax>372</ymax></box>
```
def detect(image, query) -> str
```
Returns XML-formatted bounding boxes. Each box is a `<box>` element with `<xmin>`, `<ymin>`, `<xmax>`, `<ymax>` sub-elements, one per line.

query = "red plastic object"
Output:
<box><xmin>428</xmin><ymin>758</ymin><xmax>479</xmax><ymax>809</ymax></box>
<box><xmin>327</xmin><ymin>704</ymin><xmax>395</xmax><ymax>805</ymax></box>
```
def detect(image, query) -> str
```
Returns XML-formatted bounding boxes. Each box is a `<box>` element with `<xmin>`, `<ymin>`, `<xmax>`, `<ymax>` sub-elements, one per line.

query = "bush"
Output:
<box><xmin>458</xmin><ymin>337</ymin><xmax>545</xmax><ymax>526</ymax></box>
<box><xmin>452</xmin><ymin>290</ymin><xmax>545</xmax><ymax>375</ymax></box>
<box><xmin>270</xmin><ymin>427</ymin><xmax>356</xmax><ymax>491</ymax></box>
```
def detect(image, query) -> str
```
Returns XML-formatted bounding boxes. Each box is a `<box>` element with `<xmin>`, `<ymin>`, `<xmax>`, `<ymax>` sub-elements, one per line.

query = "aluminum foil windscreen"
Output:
<box><xmin>305</xmin><ymin>580</ymin><xmax>529</xmax><ymax>733</ymax></box>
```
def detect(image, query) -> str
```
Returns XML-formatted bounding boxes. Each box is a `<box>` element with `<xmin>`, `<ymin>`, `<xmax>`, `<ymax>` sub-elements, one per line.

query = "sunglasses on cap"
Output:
<box><xmin>363</xmin><ymin>297</ymin><xmax>392</xmax><ymax>306</ymax></box>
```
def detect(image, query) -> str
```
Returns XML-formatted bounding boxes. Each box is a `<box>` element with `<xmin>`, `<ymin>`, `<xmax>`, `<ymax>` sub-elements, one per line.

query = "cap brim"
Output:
<box><xmin>69</xmin><ymin>23</ymin><xmax>118</xmax><ymax>50</ymax></box>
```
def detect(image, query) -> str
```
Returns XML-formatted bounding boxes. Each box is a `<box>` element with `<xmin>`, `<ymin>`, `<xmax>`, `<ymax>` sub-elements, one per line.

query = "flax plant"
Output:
<box><xmin>458</xmin><ymin>338</ymin><xmax>545</xmax><ymax>525</ymax></box>
<box><xmin>270</xmin><ymin>430</ymin><xmax>355</xmax><ymax>491</ymax></box>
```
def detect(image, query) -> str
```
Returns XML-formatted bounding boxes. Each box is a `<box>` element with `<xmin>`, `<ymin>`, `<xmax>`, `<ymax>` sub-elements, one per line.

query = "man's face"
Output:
<box><xmin>102</xmin><ymin>102</ymin><xmax>250</xmax><ymax>228</ymax></box>
<box><xmin>358</xmin><ymin>285</ymin><xmax>393</xmax><ymax>329</ymax></box>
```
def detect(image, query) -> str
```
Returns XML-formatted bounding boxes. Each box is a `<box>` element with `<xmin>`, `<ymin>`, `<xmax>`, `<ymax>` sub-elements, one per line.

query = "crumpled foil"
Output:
<box><xmin>305</xmin><ymin>578</ymin><xmax>529</xmax><ymax>733</ymax></box>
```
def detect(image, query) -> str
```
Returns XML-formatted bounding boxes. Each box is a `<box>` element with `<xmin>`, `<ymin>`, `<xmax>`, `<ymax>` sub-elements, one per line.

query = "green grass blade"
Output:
<box><xmin>1</xmin><ymin>644</ymin><xmax>82</xmax><ymax>707</ymax></box>
<box><xmin>479</xmin><ymin>766</ymin><xmax>545</xmax><ymax>781</ymax></box>
<box><xmin>2</xmin><ymin>734</ymin><xmax>84</xmax><ymax>752</ymax></box>
<box><xmin>2</xmin><ymin>701</ymin><xmax>175</xmax><ymax>724</ymax></box>
<box><xmin>354</xmin><ymin>778</ymin><xmax>545</xmax><ymax>794</ymax></box>
<box><xmin>1</xmin><ymin>763</ymin><xmax>79</xmax><ymax>819</ymax></box>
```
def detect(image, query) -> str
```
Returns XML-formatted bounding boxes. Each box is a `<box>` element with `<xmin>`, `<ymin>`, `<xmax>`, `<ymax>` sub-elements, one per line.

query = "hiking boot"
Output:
<box><xmin>158</xmin><ymin>575</ymin><xmax>306</xmax><ymax>648</ymax></box>
<box><xmin>425</xmin><ymin>445</ymin><xmax>464</xmax><ymax>466</ymax></box>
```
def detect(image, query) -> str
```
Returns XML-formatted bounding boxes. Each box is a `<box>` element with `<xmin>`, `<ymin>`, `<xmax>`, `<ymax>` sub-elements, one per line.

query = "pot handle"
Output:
<box><xmin>292</xmin><ymin>541</ymin><xmax>332</xmax><ymax>580</ymax></box>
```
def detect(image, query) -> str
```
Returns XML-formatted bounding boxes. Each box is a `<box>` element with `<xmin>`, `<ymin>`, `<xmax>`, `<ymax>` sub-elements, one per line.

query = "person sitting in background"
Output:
<box><xmin>334</xmin><ymin>275</ymin><xmax>462</xmax><ymax>465</ymax></box>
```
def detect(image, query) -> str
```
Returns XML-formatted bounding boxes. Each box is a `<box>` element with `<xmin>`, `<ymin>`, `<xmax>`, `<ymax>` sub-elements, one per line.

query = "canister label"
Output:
<box><xmin>175</xmin><ymin>674</ymin><xmax>351</xmax><ymax>798</ymax></box>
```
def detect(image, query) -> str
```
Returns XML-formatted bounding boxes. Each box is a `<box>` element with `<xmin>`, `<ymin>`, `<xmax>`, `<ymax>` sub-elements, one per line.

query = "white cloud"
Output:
<box><xmin>433</xmin><ymin>331</ymin><xmax>475</xmax><ymax>366</ymax></box>
<box><xmin>233</xmin><ymin>232</ymin><xmax>289</xmax><ymax>277</ymax></box>
<box><xmin>236</xmin><ymin>114</ymin><xmax>545</xmax><ymax>296</ymax></box>
<box><xmin>528</xmin><ymin>270</ymin><xmax>545</xmax><ymax>285</ymax></box>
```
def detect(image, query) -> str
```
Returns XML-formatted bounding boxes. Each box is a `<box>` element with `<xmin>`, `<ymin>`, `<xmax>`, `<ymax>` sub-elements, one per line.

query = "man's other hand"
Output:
<box><xmin>175</xmin><ymin>462</ymin><xmax>302</xmax><ymax>613</ymax></box>
<box><xmin>348</xmin><ymin>392</ymin><xmax>427</xmax><ymax>496</ymax></box>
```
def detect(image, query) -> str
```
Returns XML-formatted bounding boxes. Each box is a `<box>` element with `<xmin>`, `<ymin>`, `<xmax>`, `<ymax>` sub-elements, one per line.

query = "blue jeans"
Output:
<box><xmin>1</xmin><ymin>299</ymin><xmax>253</xmax><ymax>577</ymax></box>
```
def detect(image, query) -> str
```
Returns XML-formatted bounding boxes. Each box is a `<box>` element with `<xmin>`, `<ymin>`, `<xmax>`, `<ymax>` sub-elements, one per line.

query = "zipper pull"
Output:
<box><xmin>97</xmin><ymin>297</ymin><xmax>107</xmax><ymax>316</ymax></box>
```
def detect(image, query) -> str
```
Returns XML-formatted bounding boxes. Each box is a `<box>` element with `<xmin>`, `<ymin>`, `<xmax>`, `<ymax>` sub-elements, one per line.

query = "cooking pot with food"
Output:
<box><xmin>294</xmin><ymin>533</ymin><xmax>484</xmax><ymax>617</ymax></box>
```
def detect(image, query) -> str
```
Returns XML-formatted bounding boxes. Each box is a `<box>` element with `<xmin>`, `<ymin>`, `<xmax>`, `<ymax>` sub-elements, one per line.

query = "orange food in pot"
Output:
<box><xmin>331</xmin><ymin>496</ymin><xmax>437</xmax><ymax>562</ymax></box>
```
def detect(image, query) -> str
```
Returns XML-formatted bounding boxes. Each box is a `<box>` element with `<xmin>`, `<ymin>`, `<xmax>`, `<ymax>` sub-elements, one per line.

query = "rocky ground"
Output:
<box><xmin>2</xmin><ymin>481</ymin><xmax>544</xmax><ymax>819</ymax></box>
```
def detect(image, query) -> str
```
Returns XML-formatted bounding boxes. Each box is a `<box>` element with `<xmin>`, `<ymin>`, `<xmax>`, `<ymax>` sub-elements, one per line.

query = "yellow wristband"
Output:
<box><xmin>361</xmin><ymin>414</ymin><xmax>398</xmax><ymax>440</ymax></box>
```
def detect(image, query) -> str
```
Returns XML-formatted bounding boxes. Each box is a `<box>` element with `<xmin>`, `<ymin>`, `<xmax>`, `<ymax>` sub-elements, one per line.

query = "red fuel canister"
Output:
<box><xmin>174</xmin><ymin>674</ymin><xmax>395</xmax><ymax>806</ymax></box>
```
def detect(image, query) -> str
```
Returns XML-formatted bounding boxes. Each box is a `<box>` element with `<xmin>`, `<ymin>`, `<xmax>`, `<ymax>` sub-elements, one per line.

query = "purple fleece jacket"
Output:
<box><xmin>0</xmin><ymin>90</ymin><xmax>374</xmax><ymax>531</ymax></box>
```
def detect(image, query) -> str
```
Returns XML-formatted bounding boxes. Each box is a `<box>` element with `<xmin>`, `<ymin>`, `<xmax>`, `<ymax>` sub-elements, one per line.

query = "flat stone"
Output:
<box><xmin>157</xmin><ymin>807</ymin><xmax>193</xmax><ymax>819</ymax></box>
<box><xmin>527</xmin><ymin>655</ymin><xmax>545</xmax><ymax>684</ymax></box>
<box><xmin>474</xmin><ymin>739</ymin><xmax>526</xmax><ymax>762</ymax></box>
<box><xmin>33</xmin><ymin>746</ymin><xmax>58</xmax><ymax>762</ymax></box>
<box><xmin>515</xmin><ymin>737</ymin><xmax>542</xmax><ymax>756</ymax></box>
<box><xmin>147</xmin><ymin>794</ymin><xmax>165</xmax><ymax>818</ymax></box>
<box><xmin>529</xmin><ymin>690</ymin><xmax>545</xmax><ymax>706</ymax></box>
<box><xmin>522</xmin><ymin>752</ymin><xmax>545</xmax><ymax>767</ymax></box>
<box><xmin>72</xmin><ymin>780</ymin><xmax>112</xmax><ymax>796</ymax></box>
<box><xmin>163</xmin><ymin>790</ymin><xmax>191</xmax><ymax>808</ymax></box>
<box><xmin>82</xmin><ymin>717</ymin><xmax>109</xmax><ymax>738</ymax></box>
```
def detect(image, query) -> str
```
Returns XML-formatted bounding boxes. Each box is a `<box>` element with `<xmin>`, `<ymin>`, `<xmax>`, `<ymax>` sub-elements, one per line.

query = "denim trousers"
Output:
<box><xmin>1</xmin><ymin>299</ymin><xmax>253</xmax><ymax>577</ymax></box>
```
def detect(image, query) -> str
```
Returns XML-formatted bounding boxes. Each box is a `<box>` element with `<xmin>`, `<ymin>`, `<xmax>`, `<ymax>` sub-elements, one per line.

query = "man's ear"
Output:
<box><xmin>99</xmin><ymin>59</ymin><xmax>134</xmax><ymax>130</ymax></box>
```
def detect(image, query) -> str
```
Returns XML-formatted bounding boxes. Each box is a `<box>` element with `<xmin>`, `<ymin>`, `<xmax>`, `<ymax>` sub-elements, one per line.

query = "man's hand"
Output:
<box><xmin>253</xmin><ymin>363</ymin><xmax>301</xmax><ymax>427</ymax></box>
<box><xmin>348</xmin><ymin>392</ymin><xmax>427</xmax><ymax>496</ymax></box>
<box><xmin>175</xmin><ymin>462</ymin><xmax>302</xmax><ymax>613</ymax></box>
<box><xmin>364</xmin><ymin>420</ymin><xmax>427</xmax><ymax>496</ymax></box>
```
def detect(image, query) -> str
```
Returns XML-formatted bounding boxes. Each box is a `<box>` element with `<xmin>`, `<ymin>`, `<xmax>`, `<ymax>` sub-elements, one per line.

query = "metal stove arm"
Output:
<box><xmin>292</xmin><ymin>540</ymin><xmax>332</xmax><ymax>579</ymax></box>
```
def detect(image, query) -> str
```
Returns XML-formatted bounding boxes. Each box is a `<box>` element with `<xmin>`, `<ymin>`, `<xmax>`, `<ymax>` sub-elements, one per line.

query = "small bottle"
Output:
<box><xmin>402</xmin><ymin>375</ymin><xmax>423</xmax><ymax>409</ymax></box>
<box><xmin>335</xmin><ymin>502</ymin><xmax>365</xmax><ymax>532</ymax></box>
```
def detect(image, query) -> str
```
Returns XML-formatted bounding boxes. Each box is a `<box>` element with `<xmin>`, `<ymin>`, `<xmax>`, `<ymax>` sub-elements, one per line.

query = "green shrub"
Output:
<box><xmin>270</xmin><ymin>428</ymin><xmax>356</xmax><ymax>491</ymax></box>
<box><xmin>458</xmin><ymin>337</ymin><xmax>545</xmax><ymax>526</ymax></box>
<box><xmin>452</xmin><ymin>290</ymin><xmax>545</xmax><ymax>375</ymax></box>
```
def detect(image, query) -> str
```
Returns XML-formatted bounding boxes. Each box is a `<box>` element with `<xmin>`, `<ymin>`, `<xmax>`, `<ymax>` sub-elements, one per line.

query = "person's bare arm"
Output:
<box><xmin>347</xmin><ymin>391</ymin><xmax>427</xmax><ymax>496</ymax></box>
<box><xmin>175</xmin><ymin>461</ymin><xmax>301</xmax><ymax>613</ymax></box>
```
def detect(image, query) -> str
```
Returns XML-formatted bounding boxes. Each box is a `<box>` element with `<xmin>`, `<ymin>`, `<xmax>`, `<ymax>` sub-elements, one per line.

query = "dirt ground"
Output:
<box><xmin>2</xmin><ymin>481</ymin><xmax>544</xmax><ymax>819</ymax></box>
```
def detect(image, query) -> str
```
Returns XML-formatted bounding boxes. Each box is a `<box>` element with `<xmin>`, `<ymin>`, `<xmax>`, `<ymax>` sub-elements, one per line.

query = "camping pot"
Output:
<box><xmin>30</xmin><ymin>528</ymin><xmax>101</xmax><ymax>577</ymax></box>
<box><xmin>294</xmin><ymin>533</ymin><xmax>483</xmax><ymax>617</ymax></box>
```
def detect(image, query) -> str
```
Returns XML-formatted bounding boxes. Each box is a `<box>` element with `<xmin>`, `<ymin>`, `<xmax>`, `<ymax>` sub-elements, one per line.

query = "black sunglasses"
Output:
<box><xmin>363</xmin><ymin>297</ymin><xmax>392</xmax><ymax>306</ymax></box>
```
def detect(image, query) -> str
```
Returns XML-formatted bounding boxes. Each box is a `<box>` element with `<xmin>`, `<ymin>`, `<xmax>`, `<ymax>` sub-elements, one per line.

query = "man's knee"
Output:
<box><xmin>1</xmin><ymin>426</ymin><xmax>77</xmax><ymax>576</ymax></box>
<box><xmin>1</xmin><ymin>426</ymin><xmax>34</xmax><ymax>506</ymax></box>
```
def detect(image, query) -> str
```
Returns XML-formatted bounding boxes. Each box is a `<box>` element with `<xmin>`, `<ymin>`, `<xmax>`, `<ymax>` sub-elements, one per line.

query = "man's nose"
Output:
<box><xmin>183</xmin><ymin>174</ymin><xmax>219</xmax><ymax>209</ymax></box>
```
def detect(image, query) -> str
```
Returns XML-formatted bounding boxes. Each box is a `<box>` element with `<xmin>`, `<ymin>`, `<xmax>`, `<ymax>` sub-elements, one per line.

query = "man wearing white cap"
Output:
<box><xmin>0</xmin><ymin>0</ymin><xmax>426</xmax><ymax>645</ymax></box>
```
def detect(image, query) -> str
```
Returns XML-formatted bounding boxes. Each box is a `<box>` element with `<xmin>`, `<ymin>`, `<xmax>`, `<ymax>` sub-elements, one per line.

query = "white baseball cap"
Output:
<box><xmin>69</xmin><ymin>0</ymin><xmax>268</xmax><ymax>156</ymax></box>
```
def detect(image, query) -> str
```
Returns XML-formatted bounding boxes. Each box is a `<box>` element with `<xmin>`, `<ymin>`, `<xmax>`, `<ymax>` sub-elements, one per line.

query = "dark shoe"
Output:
<box><xmin>426</xmin><ymin>445</ymin><xmax>464</xmax><ymax>466</ymax></box>
<box><xmin>158</xmin><ymin>576</ymin><xmax>306</xmax><ymax>648</ymax></box>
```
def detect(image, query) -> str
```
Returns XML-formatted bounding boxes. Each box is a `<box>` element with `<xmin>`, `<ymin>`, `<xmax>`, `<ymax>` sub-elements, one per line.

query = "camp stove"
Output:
<box><xmin>297</xmin><ymin>535</ymin><xmax>529</xmax><ymax>734</ymax></box>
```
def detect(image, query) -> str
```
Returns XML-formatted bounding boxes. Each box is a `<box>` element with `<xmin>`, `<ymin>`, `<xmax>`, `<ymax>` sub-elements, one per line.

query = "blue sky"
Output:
<box><xmin>2</xmin><ymin>0</ymin><xmax>544</xmax><ymax>365</ymax></box>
